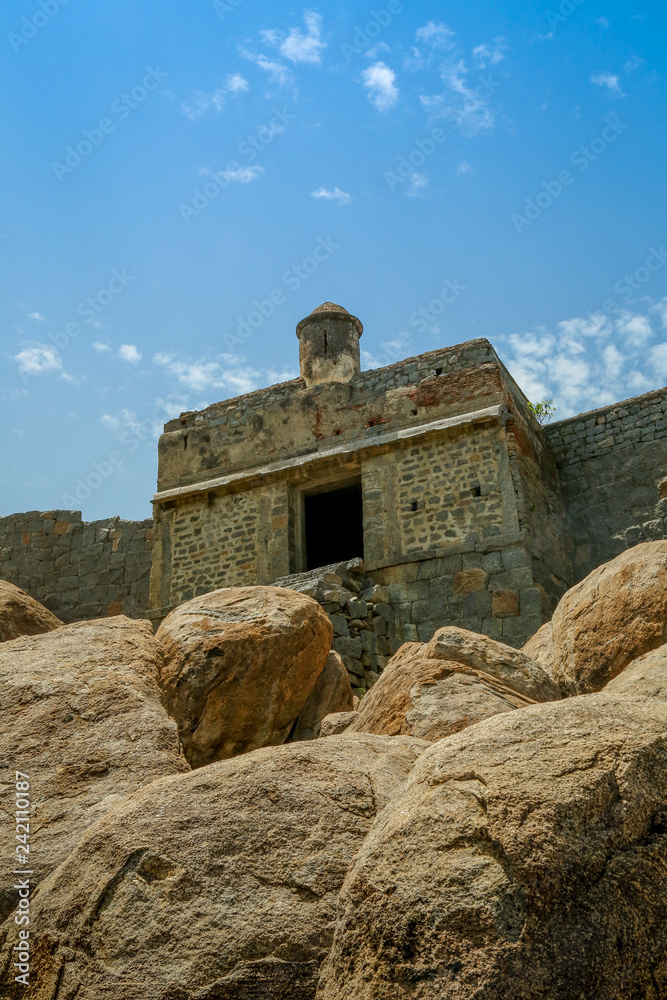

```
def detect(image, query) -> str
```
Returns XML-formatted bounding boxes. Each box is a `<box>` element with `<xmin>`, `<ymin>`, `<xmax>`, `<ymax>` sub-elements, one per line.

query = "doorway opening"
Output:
<box><xmin>304</xmin><ymin>480</ymin><xmax>363</xmax><ymax>570</ymax></box>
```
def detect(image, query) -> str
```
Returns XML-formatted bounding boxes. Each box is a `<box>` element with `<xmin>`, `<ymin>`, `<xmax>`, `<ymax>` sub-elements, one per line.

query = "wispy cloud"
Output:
<box><xmin>240</xmin><ymin>49</ymin><xmax>293</xmax><ymax>86</ymax></box>
<box><xmin>498</xmin><ymin>299</ymin><xmax>667</xmax><ymax>417</ymax></box>
<box><xmin>153</xmin><ymin>352</ymin><xmax>265</xmax><ymax>398</ymax></box>
<box><xmin>596</xmin><ymin>17</ymin><xmax>610</xmax><ymax>27</ymax></box>
<box><xmin>421</xmin><ymin>61</ymin><xmax>497</xmax><ymax>135</ymax></box>
<box><xmin>362</xmin><ymin>61</ymin><xmax>399</xmax><ymax>112</ymax></box>
<box><xmin>202</xmin><ymin>165</ymin><xmax>264</xmax><ymax>184</ymax></box>
<box><xmin>591</xmin><ymin>72</ymin><xmax>625</xmax><ymax>96</ymax></box>
<box><xmin>93</xmin><ymin>342</ymin><xmax>112</xmax><ymax>353</ymax></box>
<box><xmin>311</xmin><ymin>186</ymin><xmax>352</xmax><ymax>205</ymax></box>
<box><xmin>181</xmin><ymin>73</ymin><xmax>250</xmax><ymax>120</ymax></box>
<box><xmin>118</xmin><ymin>344</ymin><xmax>142</xmax><ymax>364</ymax></box>
<box><xmin>262</xmin><ymin>11</ymin><xmax>326</xmax><ymax>65</ymax></box>
<box><xmin>457</xmin><ymin>160</ymin><xmax>472</xmax><ymax>174</ymax></box>
<box><xmin>472</xmin><ymin>37</ymin><xmax>507</xmax><ymax>68</ymax></box>
<box><xmin>406</xmin><ymin>173</ymin><xmax>428</xmax><ymax>197</ymax></box>
<box><xmin>415</xmin><ymin>22</ymin><xmax>456</xmax><ymax>50</ymax></box>
<box><xmin>27</xmin><ymin>311</ymin><xmax>45</xmax><ymax>321</ymax></box>
<box><xmin>14</xmin><ymin>345</ymin><xmax>62</xmax><ymax>377</ymax></box>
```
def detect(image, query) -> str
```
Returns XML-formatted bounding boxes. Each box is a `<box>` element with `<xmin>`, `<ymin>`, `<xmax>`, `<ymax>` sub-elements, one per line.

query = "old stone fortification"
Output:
<box><xmin>0</xmin><ymin>510</ymin><xmax>152</xmax><ymax>623</ymax></box>
<box><xmin>1</xmin><ymin>303</ymin><xmax>666</xmax><ymax>697</ymax></box>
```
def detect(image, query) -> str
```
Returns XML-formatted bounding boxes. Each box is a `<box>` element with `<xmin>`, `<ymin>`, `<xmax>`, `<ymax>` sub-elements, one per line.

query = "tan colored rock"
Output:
<box><xmin>317</xmin><ymin>695</ymin><xmax>667</xmax><ymax>1000</ymax></box>
<box><xmin>0</xmin><ymin>734</ymin><xmax>428</xmax><ymax>1000</ymax></box>
<box><xmin>157</xmin><ymin>586</ymin><xmax>333</xmax><ymax>766</ymax></box>
<box><xmin>604</xmin><ymin>644</ymin><xmax>667</xmax><ymax>701</ymax></box>
<box><xmin>346</xmin><ymin>641</ymin><xmax>540</xmax><ymax>742</ymax></box>
<box><xmin>0</xmin><ymin>579</ymin><xmax>62</xmax><ymax>642</ymax></box>
<box><xmin>290</xmin><ymin>651</ymin><xmax>353</xmax><ymax>741</ymax></box>
<box><xmin>0</xmin><ymin>617</ymin><xmax>188</xmax><ymax>924</ymax></box>
<box><xmin>547</xmin><ymin>541</ymin><xmax>667</xmax><ymax>694</ymax></box>
<box><xmin>320</xmin><ymin>711</ymin><xmax>358</xmax><ymax>737</ymax></box>
<box><xmin>522</xmin><ymin>620</ymin><xmax>555</xmax><ymax>681</ymax></box>
<box><xmin>426</xmin><ymin>626</ymin><xmax>559</xmax><ymax>702</ymax></box>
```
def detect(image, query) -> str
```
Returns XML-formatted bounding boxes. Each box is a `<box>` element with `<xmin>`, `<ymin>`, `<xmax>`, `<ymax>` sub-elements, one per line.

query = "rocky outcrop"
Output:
<box><xmin>529</xmin><ymin>541</ymin><xmax>667</xmax><ymax>695</ymax></box>
<box><xmin>345</xmin><ymin>630</ymin><xmax>557</xmax><ymax>742</ymax></box>
<box><xmin>320</xmin><ymin>711</ymin><xmax>358</xmax><ymax>737</ymax></box>
<box><xmin>604</xmin><ymin>644</ymin><xmax>667</xmax><ymax>701</ymax></box>
<box><xmin>290</xmin><ymin>651</ymin><xmax>353</xmax><ymax>741</ymax></box>
<box><xmin>426</xmin><ymin>626</ymin><xmax>559</xmax><ymax>702</ymax></box>
<box><xmin>317</xmin><ymin>695</ymin><xmax>667</xmax><ymax>999</ymax></box>
<box><xmin>157</xmin><ymin>587</ymin><xmax>334</xmax><ymax>767</ymax></box>
<box><xmin>0</xmin><ymin>579</ymin><xmax>62</xmax><ymax>642</ymax></box>
<box><xmin>521</xmin><ymin>620</ymin><xmax>555</xmax><ymax>681</ymax></box>
<box><xmin>0</xmin><ymin>617</ymin><xmax>187</xmax><ymax>924</ymax></box>
<box><xmin>0</xmin><ymin>734</ymin><xmax>427</xmax><ymax>1000</ymax></box>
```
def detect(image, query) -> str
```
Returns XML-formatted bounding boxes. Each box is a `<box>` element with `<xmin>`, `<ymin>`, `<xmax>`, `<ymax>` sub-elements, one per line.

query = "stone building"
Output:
<box><xmin>148</xmin><ymin>303</ymin><xmax>572</xmax><ymax>647</ymax></box>
<box><xmin>3</xmin><ymin>303</ymin><xmax>667</xmax><ymax>674</ymax></box>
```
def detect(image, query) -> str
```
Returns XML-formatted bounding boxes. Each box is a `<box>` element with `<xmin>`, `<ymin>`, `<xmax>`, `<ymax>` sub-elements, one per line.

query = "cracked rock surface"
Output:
<box><xmin>0</xmin><ymin>734</ymin><xmax>427</xmax><ymax>1000</ymax></box>
<box><xmin>316</xmin><ymin>694</ymin><xmax>667</xmax><ymax>999</ymax></box>
<box><xmin>0</xmin><ymin>617</ymin><xmax>188</xmax><ymax>924</ymax></box>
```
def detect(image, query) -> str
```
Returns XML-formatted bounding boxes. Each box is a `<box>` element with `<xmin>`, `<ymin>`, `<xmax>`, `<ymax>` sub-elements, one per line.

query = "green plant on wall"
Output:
<box><xmin>527</xmin><ymin>399</ymin><xmax>556</xmax><ymax>426</ymax></box>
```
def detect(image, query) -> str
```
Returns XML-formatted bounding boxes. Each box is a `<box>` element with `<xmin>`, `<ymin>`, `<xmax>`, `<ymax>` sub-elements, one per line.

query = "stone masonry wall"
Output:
<box><xmin>545</xmin><ymin>387</ymin><xmax>667</xmax><ymax>581</ymax></box>
<box><xmin>0</xmin><ymin>511</ymin><xmax>152</xmax><ymax>624</ymax></box>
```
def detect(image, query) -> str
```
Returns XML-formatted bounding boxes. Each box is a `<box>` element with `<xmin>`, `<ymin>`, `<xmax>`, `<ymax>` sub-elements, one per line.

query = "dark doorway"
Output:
<box><xmin>304</xmin><ymin>481</ymin><xmax>364</xmax><ymax>570</ymax></box>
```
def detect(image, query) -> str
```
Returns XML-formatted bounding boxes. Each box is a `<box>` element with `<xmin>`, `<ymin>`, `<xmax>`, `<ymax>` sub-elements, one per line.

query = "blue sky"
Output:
<box><xmin>2</xmin><ymin>0</ymin><xmax>666</xmax><ymax>520</ymax></box>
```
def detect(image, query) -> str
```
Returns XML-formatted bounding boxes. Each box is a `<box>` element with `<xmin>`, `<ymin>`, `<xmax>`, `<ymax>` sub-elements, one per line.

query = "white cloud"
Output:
<box><xmin>472</xmin><ymin>37</ymin><xmax>507</xmax><ymax>68</ymax></box>
<box><xmin>181</xmin><ymin>74</ymin><xmax>250</xmax><ymax>120</ymax></box>
<box><xmin>203</xmin><ymin>164</ymin><xmax>264</xmax><ymax>184</ymax></box>
<box><xmin>311</xmin><ymin>186</ymin><xmax>352</xmax><ymax>205</ymax></box>
<box><xmin>498</xmin><ymin>302</ymin><xmax>667</xmax><ymax>418</ymax></box>
<box><xmin>421</xmin><ymin>66</ymin><xmax>496</xmax><ymax>135</ymax></box>
<box><xmin>362</xmin><ymin>61</ymin><xmax>399</xmax><ymax>112</ymax></box>
<box><xmin>415</xmin><ymin>22</ymin><xmax>456</xmax><ymax>50</ymax></box>
<box><xmin>625</xmin><ymin>55</ymin><xmax>645</xmax><ymax>72</ymax></box>
<box><xmin>181</xmin><ymin>88</ymin><xmax>226</xmax><ymax>121</ymax></box>
<box><xmin>457</xmin><ymin>160</ymin><xmax>471</xmax><ymax>174</ymax></box>
<box><xmin>153</xmin><ymin>352</ymin><xmax>264</xmax><ymax>398</ymax></box>
<box><xmin>240</xmin><ymin>49</ymin><xmax>293</xmax><ymax>86</ymax></box>
<box><xmin>27</xmin><ymin>312</ymin><xmax>45</xmax><ymax>321</ymax></box>
<box><xmin>118</xmin><ymin>344</ymin><xmax>142</xmax><ymax>364</ymax></box>
<box><xmin>406</xmin><ymin>173</ymin><xmax>428</xmax><ymax>197</ymax></box>
<box><xmin>93</xmin><ymin>342</ymin><xmax>112</xmax><ymax>352</ymax></box>
<box><xmin>14</xmin><ymin>345</ymin><xmax>62</xmax><ymax>377</ymax></box>
<box><xmin>262</xmin><ymin>11</ymin><xmax>325</xmax><ymax>65</ymax></box>
<box><xmin>591</xmin><ymin>72</ymin><xmax>625</xmax><ymax>96</ymax></box>
<box><xmin>226</xmin><ymin>73</ymin><xmax>249</xmax><ymax>92</ymax></box>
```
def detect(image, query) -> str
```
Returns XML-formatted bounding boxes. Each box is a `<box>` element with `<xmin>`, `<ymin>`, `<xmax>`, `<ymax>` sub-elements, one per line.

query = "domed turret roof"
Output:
<box><xmin>310</xmin><ymin>302</ymin><xmax>349</xmax><ymax>315</ymax></box>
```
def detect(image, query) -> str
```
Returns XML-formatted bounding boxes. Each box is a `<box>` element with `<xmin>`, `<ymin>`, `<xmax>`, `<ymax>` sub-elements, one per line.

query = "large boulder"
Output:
<box><xmin>604</xmin><ymin>644</ymin><xmax>667</xmax><ymax>701</ymax></box>
<box><xmin>426</xmin><ymin>626</ymin><xmax>559</xmax><ymax>702</ymax></box>
<box><xmin>317</xmin><ymin>695</ymin><xmax>667</xmax><ymax>999</ymax></box>
<box><xmin>0</xmin><ymin>734</ymin><xmax>427</xmax><ymax>1000</ymax></box>
<box><xmin>533</xmin><ymin>541</ymin><xmax>667</xmax><ymax>695</ymax></box>
<box><xmin>346</xmin><ymin>630</ymin><xmax>558</xmax><ymax>742</ymax></box>
<box><xmin>521</xmin><ymin>620</ymin><xmax>555</xmax><ymax>680</ymax></box>
<box><xmin>290</xmin><ymin>651</ymin><xmax>354</xmax><ymax>741</ymax></box>
<box><xmin>0</xmin><ymin>579</ymin><xmax>62</xmax><ymax>642</ymax></box>
<box><xmin>157</xmin><ymin>586</ymin><xmax>334</xmax><ymax>766</ymax></box>
<box><xmin>0</xmin><ymin>617</ymin><xmax>188</xmax><ymax>923</ymax></box>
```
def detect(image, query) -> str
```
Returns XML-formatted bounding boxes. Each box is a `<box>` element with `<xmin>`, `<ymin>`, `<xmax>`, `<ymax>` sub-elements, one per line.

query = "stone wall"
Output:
<box><xmin>0</xmin><ymin>511</ymin><xmax>153</xmax><ymax>623</ymax></box>
<box><xmin>545</xmin><ymin>387</ymin><xmax>667</xmax><ymax>581</ymax></box>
